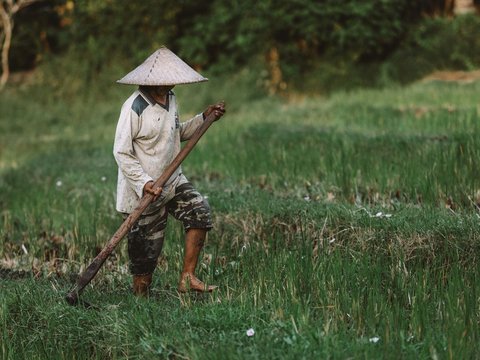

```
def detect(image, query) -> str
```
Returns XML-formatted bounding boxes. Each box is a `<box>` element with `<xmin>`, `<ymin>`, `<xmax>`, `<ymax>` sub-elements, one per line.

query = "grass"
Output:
<box><xmin>1</xmin><ymin>76</ymin><xmax>480</xmax><ymax>359</ymax></box>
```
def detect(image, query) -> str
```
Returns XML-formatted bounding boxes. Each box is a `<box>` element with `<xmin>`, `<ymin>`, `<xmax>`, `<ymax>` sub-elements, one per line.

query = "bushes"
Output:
<box><xmin>385</xmin><ymin>14</ymin><xmax>480</xmax><ymax>84</ymax></box>
<box><xmin>6</xmin><ymin>1</ymin><xmax>438</xmax><ymax>72</ymax></box>
<box><xmin>6</xmin><ymin>0</ymin><xmax>480</xmax><ymax>93</ymax></box>
<box><xmin>170</xmin><ymin>0</ymin><xmax>416</xmax><ymax>84</ymax></box>
<box><xmin>292</xmin><ymin>13</ymin><xmax>480</xmax><ymax>93</ymax></box>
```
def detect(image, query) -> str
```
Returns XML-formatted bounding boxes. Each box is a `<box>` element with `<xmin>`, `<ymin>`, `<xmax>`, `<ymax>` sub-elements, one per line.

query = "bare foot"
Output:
<box><xmin>178</xmin><ymin>272</ymin><xmax>218</xmax><ymax>293</ymax></box>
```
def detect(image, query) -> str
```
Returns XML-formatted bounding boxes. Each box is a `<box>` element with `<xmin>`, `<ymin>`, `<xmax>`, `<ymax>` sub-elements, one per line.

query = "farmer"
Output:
<box><xmin>113</xmin><ymin>47</ymin><xmax>225</xmax><ymax>296</ymax></box>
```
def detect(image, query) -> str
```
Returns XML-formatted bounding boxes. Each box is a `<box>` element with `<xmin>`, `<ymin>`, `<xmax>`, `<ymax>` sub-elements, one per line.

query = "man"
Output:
<box><xmin>114</xmin><ymin>47</ymin><xmax>225</xmax><ymax>296</ymax></box>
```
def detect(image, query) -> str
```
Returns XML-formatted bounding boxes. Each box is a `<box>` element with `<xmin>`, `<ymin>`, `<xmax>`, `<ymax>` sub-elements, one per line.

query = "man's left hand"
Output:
<box><xmin>203</xmin><ymin>101</ymin><xmax>226</xmax><ymax>121</ymax></box>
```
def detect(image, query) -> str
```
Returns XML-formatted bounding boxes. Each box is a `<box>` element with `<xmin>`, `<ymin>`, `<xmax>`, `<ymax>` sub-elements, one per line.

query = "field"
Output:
<box><xmin>1</xmin><ymin>77</ymin><xmax>480</xmax><ymax>359</ymax></box>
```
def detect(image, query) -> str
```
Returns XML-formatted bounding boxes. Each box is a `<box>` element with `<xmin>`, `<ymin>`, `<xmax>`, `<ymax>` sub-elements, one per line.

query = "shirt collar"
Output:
<box><xmin>138</xmin><ymin>88</ymin><xmax>172</xmax><ymax>111</ymax></box>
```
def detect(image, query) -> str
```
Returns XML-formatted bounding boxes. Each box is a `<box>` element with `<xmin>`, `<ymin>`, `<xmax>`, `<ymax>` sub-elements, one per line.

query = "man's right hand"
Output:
<box><xmin>143</xmin><ymin>181</ymin><xmax>162</xmax><ymax>201</ymax></box>
<box><xmin>203</xmin><ymin>101</ymin><xmax>226</xmax><ymax>121</ymax></box>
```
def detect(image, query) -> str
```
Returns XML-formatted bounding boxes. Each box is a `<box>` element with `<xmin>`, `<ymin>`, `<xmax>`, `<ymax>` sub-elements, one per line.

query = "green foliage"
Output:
<box><xmin>291</xmin><ymin>14</ymin><xmax>480</xmax><ymax>92</ymax></box>
<box><xmin>386</xmin><ymin>14</ymin><xmax>480</xmax><ymax>83</ymax></box>
<box><xmin>9</xmin><ymin>0</ymin><xmax>479</xmax><ymax>93</ymax></box>
<box><xmin>67</xmin><ymin>0</ymin><xmax>174</xmax><ymax>66</ymax></box>
<box><xmin>170</xmin><ymin>0</ymin><xmax>416</xmax><ymax>76</ymax></box>
<box><xmin>8</xmin><ymin>1</ymin><xmax>62</xmax><ymax>71</ymax></box>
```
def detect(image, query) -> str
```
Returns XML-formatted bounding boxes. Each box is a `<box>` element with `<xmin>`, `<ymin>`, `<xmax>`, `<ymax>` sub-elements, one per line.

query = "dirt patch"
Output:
<box><xmin>422</xmin><ymin>70</ymin><xmax>480</xmax><ymax>83</ymax></box>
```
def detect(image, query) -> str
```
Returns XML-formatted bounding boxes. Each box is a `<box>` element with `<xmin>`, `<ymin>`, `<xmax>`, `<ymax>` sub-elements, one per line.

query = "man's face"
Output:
<box><xmin>155</xmin><ymin>85</ymin><xmax>175</xmax><ymax>94</ymax></box>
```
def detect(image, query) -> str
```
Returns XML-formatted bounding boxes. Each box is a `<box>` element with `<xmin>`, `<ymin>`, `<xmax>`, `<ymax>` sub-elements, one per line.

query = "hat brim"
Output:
<box><xmin>117</xmin><ymin>47</ymin><xmax>208</xmax><ymax>86</ymax></box>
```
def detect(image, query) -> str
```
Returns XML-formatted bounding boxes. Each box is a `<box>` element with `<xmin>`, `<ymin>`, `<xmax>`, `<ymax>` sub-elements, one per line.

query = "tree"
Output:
<box><xmin>0</xmin><ymin>0</ymin><xmax>42</xmax><ymax>90</ymax></box>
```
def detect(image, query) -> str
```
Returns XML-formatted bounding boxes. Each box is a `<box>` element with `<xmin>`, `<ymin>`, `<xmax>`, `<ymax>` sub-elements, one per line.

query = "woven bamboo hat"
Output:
<box><xmin>117</xmin><ymin>46</ymin><xmax>208</xmax><ymax>86</ymax></box>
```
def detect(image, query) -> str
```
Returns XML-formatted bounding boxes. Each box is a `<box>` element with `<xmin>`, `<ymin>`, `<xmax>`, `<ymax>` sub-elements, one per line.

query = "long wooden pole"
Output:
<box><xmin>65</xmin><ymin>113</ymin><xmax>217</xmax><ymax>305</ymax></box>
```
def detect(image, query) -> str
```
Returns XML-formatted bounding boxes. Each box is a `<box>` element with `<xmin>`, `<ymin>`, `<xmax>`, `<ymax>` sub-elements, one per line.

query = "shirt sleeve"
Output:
<box><xmin>179</xmin><ymin>113</ymin><xmax>204</xmax><ymax>141</ymax></box>
<box><xmin>113</xmin><ymin>105</ymin><xmax>153</xmax><ymax>198</ymax></box>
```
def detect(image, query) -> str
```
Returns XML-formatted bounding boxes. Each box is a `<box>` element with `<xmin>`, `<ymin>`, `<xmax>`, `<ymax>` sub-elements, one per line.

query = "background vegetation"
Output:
<box><xmin>1</xmin><ymin>1</ymin><xmax>480</xmax><ymax>359</ymax></box>
<box><xmin>7</xmin><ymin>0</ymin><xmax>480</xmax><ymax>93</ymax></box>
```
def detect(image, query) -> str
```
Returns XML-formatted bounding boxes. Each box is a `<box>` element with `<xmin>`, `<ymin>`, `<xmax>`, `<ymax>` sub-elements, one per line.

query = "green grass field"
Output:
<box><xmin>1</xmin><ymin>77</ymin><xmax>479</xmax><ymax>359</ymax></box>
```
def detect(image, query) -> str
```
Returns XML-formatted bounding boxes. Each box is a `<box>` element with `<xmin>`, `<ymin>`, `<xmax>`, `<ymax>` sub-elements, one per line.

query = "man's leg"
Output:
<box><xmin>132</xmin><ymin>273</ymin><xmax>153</xmax><ymax>297</ymax></box>
<box><xmin>126</xmin><ymin>207</ymin><xmax>168</xmax><ymax>297</ymax></box>
<box><xmin>178</xmin><ymin>228</ymin><xmax>217</xmax><ymax>292</ymax></box>
<box><xmin>166</xmin><ymin>181</ymin><xmax>217</xmax><ymax>292</ymax></box>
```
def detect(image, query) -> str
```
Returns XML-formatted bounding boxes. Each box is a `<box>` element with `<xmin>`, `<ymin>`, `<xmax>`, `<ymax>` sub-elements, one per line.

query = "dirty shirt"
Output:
<box><xmin>113</xmin><ymin>89</ymin><xmax>204</xmax><ymax>214</ymax></box>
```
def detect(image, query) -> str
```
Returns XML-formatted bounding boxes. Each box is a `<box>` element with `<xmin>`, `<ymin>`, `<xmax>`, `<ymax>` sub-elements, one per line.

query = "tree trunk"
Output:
<box><xmin>0</xmin><ymin>7</ymin><xmax>13</xmax><ymax>90</ymax></box>
<box><xmin>454</xmin><ymin>0</ymin><xmax>475</xmax><ymax>14</ymax></box>
<box><xmin>0</xmin><ymin>0</ymin><xmax>42</xmax><ymax>90</ymax></box>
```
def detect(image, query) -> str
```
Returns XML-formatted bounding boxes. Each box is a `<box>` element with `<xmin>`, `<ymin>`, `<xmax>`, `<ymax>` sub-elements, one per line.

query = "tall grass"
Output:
<box><xmin>1</xmin><ymin>78</ymin><xmax>479</xmax><ymax>358</ymax></box>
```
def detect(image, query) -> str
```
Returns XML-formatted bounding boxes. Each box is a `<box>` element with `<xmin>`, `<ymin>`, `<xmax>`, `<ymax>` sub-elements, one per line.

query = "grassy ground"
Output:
<box><xmin>1</xmin><ymin>77</ymin><xmax>479</xmax><ymax>359</ymax></box>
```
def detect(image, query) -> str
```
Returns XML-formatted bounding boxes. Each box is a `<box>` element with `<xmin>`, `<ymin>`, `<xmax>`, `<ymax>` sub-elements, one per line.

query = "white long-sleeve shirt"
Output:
<box><xmin>113</xmin><ymin>89</ymin><xmax>204</xmax><ymax>213</ymax></box>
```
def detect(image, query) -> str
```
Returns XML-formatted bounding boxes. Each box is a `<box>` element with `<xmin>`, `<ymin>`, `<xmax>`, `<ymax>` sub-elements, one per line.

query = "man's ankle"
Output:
<box><xmin>133</xmin><ymin>273</ymin><xmax>153</xmax><ymax>297</ymax></box>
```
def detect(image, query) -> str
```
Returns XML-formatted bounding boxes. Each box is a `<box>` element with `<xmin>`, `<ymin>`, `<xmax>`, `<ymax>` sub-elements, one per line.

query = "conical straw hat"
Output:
<box><xmin>117</xmin><ymin>46</ymin><xmax>208</xmax><ymax>86</ymax></box>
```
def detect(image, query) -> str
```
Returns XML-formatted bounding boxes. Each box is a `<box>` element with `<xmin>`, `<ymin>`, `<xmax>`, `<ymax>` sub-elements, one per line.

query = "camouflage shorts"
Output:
<box><xmin>125</xmin><ymin>182</ymin><xmax>212</xmax><ymax>275</ymax></box>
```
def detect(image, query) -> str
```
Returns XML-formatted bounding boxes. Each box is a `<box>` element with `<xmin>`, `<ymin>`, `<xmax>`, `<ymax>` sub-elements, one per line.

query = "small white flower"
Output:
<box><xmin>303</xmin><ymin>195</ymin><xmax>311</xmax><ymax>202</ymax></box>
<box><xmin>21</xmin><ymin>244</ymin><xmax>28</xmax><ymax>255</ymax></box>
<box><xmin>369</xmin><ymin>336</ymin><xmax>380</xmax><ymax>343</ymax></box>
<box><xmin>101</xmin><ymin>176</ymin><xmax>107</xmax><ymax>182</ymax></box>
<box><xmin>56</xmin><ymin>180</ymin><xmax>63</xmax><ymax>187</ymax></box>
<box><xmin>246</xmin><ymin>328</ymin><xmax>255</xmax><ymax>337</ymax></box>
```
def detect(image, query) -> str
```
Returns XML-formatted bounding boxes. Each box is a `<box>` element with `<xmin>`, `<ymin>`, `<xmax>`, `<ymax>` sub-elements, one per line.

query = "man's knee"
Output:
<box><xmin>180</xmin><ymin>197</ymin><xmax>213</xmax><ymax>231</ymax></box>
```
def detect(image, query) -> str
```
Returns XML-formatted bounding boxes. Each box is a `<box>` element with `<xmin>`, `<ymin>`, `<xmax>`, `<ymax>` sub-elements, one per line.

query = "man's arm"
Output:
<box><xmin>113</xmin><ymin>106</ymin><xmax>154</xmax><ymax>198</ymax></box>
<box><xmin>180</xmin><ymin>101</ymin><xmax>226</xmax><ymax>140</ymax></box>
